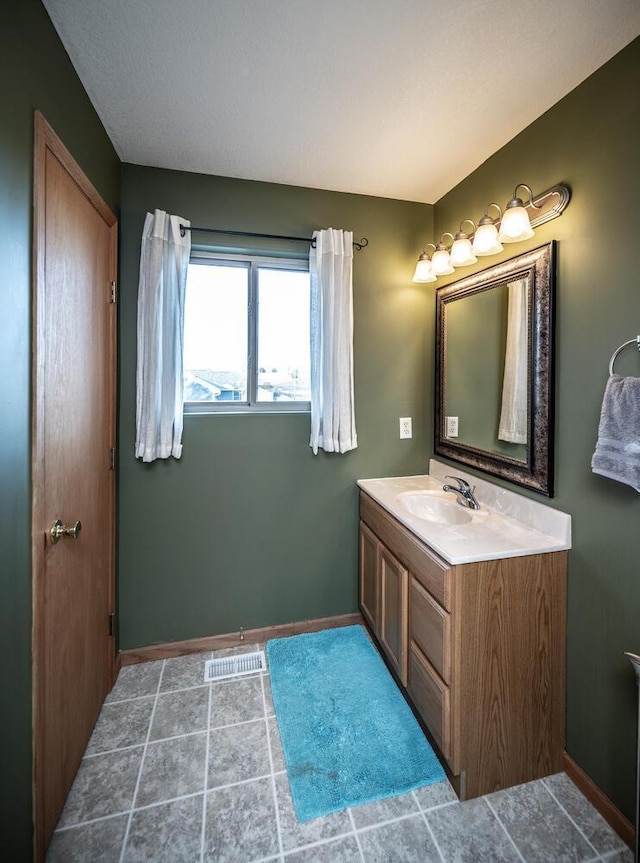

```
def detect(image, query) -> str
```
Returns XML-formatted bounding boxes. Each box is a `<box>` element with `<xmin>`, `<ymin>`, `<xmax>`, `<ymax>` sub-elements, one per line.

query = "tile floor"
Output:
<box><xmin>47</xmin><ymin>643</ymin><xmax>633</xmax><ymax>863</ymax></box>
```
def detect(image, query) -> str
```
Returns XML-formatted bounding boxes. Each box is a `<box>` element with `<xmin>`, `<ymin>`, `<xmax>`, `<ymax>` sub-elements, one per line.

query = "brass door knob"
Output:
<box><xmin>50</xmin><ymin>519</ymin><xmax>82</xmax><ymax>545</ymax></box>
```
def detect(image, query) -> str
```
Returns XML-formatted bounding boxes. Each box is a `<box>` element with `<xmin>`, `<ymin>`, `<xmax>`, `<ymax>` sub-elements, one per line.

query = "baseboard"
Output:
<box><xmin>119</xmin><ymin>612</ymin><xmax>364</xmax><ymax>666</ymax></box>
<box><xmin>563</xmin><ymin>752</ymin><xmax>634</xmax><ymax>850</ymax></box>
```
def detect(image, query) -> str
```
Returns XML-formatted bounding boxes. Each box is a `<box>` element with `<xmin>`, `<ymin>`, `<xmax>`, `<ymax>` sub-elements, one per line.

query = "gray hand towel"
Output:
<box><xmin>591</xmin><ymin>374</ymin><xmax>640</xmax><ymax>492</ymax></box>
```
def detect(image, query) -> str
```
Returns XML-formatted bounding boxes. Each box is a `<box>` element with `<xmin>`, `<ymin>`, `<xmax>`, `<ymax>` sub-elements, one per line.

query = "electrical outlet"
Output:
<box><xmin>446</xmin><ymin>416</ymin><xmax>459</xmax><ymax>437</ymax></box>
<box><xmin>399</xmin><ymin>417</ymin><xmax>412</xmax><ymax>439</ymax></box>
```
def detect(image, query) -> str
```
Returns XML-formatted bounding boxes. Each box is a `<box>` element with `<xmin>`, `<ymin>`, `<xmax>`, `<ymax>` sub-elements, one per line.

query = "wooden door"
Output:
<box><xmin>379</xmin><ymin>546</ymin><xmax>408</xmax><ymax>684</ymax></box>
<box><xmin>32</xmin><ymin>112</ymin><xmax>117</xmax><ymax>861</ymax></box>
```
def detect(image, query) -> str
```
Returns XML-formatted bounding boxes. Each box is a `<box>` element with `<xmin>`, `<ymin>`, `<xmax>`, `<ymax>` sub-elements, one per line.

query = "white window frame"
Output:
<box><xmin>184</xmin><ymin>250</ymin><xmax>311</xmax><ymax>415</ymax></box>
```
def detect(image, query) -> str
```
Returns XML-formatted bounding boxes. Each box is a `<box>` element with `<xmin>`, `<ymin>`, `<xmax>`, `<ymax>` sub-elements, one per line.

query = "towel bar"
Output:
<box><xmin>609</xmin><ymin>336</ymin><xmax>640</xmax><ymax>376</ymax></box>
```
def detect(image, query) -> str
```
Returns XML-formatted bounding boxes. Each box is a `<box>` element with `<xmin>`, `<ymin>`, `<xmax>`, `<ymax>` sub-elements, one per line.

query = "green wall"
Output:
<box><xmin>0</xmin><ymin>3</ymin><xmax>120</xmax><ymax>857</ymax></box>
<box><xmin>433</xmin><ymin>37</ymin><xmax>640</xmax><ymax>821</ymax></box>
<box><xmin>118</xmin><ymin>165</ymin><xmax>433</xmax><ymax>649</ymax></box>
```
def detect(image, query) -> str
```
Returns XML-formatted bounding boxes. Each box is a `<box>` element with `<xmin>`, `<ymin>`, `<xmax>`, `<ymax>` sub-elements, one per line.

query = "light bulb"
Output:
<box><xmin>450</xmin><ymin>236</ymin><xmax>477</xmax><ymax>267</ymax></box>
<box><xmin>472</xmin><ymin>222</ymin><xmax>503</xmax><ymax>256</ymax></box>
<box><xmin>431</xmin><ymin>247</ymin><xmax>454</xmax><ymax>275</ymax></box>
<box><xmin>498</xmin><ymin>206</ymin><xmax>534</xmax><ymax>242</ymax></box>
<box><xmin>498</xmin><ymin>189</ymin><xmax>535</xmax><ymax>243</ymax></box>
<box><xmin>412</xmin><ymin>256</ymin><xmax>436</xmax><ymax>283</ymax></box>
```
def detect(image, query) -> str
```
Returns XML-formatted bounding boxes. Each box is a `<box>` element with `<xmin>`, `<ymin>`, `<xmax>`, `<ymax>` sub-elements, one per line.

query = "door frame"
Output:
<box><xmin>31</xmin><ymin>111</ymin><xmax>118</xmax><ymax>862</ymax></box>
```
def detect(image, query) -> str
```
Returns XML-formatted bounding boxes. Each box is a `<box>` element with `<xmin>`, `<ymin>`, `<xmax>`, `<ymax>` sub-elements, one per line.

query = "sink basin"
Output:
<box><xmin>397</xmin><ymin>490</ymin><xmax>474</xmax><ymax>526</ymax></box>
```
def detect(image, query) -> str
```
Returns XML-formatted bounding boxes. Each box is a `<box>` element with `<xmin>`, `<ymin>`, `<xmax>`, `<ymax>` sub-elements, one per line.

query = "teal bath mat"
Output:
<box><xmin>266</xmin><ymin>625</ymin><xmax>446</xmax><ymax>822</ymax></box>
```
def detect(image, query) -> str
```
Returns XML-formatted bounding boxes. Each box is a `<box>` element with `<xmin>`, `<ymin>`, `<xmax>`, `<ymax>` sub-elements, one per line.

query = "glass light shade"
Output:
<box><xmin>431</xmin><ymin>248</ymin><xmax>454</xmax><ymax>275</ymax></box>
<box><xmin>412</xmin><ymin>258</ymin><xmax>436</xmax><ymax>283</ymax></box>
<box><xmin>450</xmin><ymin>237</ymin><xmax>477</xmax><ymax>267</ymax></box>
<box><xmin>497</xmin><ymin>204</ymin><xmax>535</xmax><ymax>242</ymax></box>
<box><xmin>472</xmin><ymin>222</ymin><xmax>503</xmax><ymax>256</ymax></box>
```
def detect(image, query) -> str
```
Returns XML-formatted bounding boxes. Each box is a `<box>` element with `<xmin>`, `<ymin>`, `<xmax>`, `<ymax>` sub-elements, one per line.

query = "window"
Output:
<box><xmin>183</xmin><ymin>253</ymin><xmax>311</xmax><ymax>412</ymax></box>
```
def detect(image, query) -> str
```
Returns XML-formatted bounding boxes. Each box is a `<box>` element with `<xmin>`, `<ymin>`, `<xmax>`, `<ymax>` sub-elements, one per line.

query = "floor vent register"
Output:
<box><xmin>204</xmin><ymin>650</ymin><xmax>266</xmax><ymax>682</ymax></box>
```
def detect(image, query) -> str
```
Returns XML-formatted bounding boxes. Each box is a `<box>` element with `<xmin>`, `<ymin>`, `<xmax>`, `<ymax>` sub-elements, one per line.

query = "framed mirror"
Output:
<box><xmin>434</xmin><ymin>241</ymin><xmax>555</xmax><ymax>496</ymax></box>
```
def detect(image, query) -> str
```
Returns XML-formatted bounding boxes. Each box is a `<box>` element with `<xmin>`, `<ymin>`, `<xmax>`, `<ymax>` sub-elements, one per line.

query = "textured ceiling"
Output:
<box><xmin>43</xmin><ymin>0</ymin><xmax>640</xmax><ymax>203</ymax></box>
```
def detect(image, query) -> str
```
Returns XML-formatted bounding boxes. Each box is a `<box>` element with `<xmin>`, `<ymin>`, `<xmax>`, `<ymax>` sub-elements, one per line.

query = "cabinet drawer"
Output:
<box><xmin>360</xmin><ymin>492</ymin><xmax>452</xmax><ymax>609</ymax></box>
<box><xmin>410</xmin><ymin>578</ymin><xmax>451</xmax><ymax>683</ymax></box>
<box><xmin>408</xmin><ymin>644</ymin><xmax>451</xmax><ymax>763</ymax></box>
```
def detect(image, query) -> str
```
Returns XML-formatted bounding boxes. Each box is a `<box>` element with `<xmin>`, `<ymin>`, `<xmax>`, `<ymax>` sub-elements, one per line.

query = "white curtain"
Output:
<box><xmin>309</xmin><ymin>228</ymin><xmax>357</xmax><ymax>455</ymax></box>
<box><xmin>498</xmin><ymin>278</ymin><xmax>528</xmax><ymax>444</ymax></box>
<box><xmin>135</xmin><ymin>209</ymin><xmax>191</xmax><ymax>462</ymax></box>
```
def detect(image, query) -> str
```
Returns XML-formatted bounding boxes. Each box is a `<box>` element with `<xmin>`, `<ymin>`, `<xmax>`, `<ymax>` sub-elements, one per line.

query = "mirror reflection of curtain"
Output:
<box><xmin>498</xmin><ymin>278</ymin><xmax>528</xmax><ymax>444</ymax></box>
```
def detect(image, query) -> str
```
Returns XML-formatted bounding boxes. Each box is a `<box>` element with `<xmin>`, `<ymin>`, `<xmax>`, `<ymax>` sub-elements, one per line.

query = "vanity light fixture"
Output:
<box><xmin>431</xmin><ymin>233</ymin><xmax>455</xmax><ymax>275</ymax></box>
<box><xmin>412</xmin><ymin>245</ymin><xmax>437</xmax><ymax>282</ymax></box>
<box><xmin>450</xmin><ymin>220</ymin><xmax>478</xmax><ymax>267</ymax></box>
<box><xmin>413</xmin><ymin>182</ymin><xmax>570</xmax><ymax>283</ymax></box>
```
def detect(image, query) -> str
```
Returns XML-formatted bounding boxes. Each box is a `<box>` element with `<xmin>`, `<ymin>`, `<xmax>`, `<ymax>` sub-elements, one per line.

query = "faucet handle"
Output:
<box><xmin>444</xmin><ymin>475</ymin><xmax>471</xmax><ymax>491</ymax></box>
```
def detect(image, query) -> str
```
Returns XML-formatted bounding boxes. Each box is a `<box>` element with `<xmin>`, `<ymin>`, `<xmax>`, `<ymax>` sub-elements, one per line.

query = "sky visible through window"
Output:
<box><xmin>184</xmin><ymin>261</ymin><xmax>310</xmax><ymax>404</ymax></box>
<box><xmin>184</xmin><ymin>264</ymin><xmax>247</xmax><ymax>372</ymax></box>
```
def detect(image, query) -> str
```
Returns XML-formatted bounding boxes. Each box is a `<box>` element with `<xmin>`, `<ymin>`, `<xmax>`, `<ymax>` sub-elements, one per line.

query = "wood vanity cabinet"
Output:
<box><xmin>358</xmin><ymin>490</ymin><xmax>567</xmax><ymax>800</ymax></box>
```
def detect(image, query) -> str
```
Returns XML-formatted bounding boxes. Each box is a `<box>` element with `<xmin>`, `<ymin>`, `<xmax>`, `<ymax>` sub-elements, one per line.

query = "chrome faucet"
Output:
<box><xmin>442</xmin><ymin>475</ymin><xmax>480</xmax><ymax>510</ymax></box>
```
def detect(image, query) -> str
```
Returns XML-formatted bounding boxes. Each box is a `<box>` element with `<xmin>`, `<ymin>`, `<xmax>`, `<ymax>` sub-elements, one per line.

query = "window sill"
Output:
<box><xmin>184</xmin><ymin>402</ymin><xmax>311</xmax><ymax>416</ymax></box>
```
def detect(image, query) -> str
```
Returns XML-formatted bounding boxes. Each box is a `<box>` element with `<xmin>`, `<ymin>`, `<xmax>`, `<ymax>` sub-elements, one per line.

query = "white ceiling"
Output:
<box><xmin>43</xmin><ymin>0</ymin><xmax>640</xmax><ymax>204</ymax></box>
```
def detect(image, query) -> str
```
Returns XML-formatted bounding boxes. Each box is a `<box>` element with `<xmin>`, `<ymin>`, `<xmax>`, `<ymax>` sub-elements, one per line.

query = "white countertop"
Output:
<box><xmin>357</xmin><ymin>460</ymin><xmax>571</xmax><ymax>565</ymax></box>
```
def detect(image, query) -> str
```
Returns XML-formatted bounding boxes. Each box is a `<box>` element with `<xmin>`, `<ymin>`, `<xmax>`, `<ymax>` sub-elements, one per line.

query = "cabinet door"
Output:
<box><xmin>359</xmin><ymin>521</ymin><xmax>379</xmax><ymax>632</ymax></box>
<box><xmin>379</xmin><ymin>546</ymin><xmax>409</xmax><ymax>685</ymax></box>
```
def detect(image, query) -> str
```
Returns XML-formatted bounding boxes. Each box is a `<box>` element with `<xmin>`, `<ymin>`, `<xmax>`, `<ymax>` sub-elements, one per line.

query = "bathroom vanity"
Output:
<box><xmin>357</xmin><ymin>461</ymin><xmax>571</xmax><ymax>800</ymax></box>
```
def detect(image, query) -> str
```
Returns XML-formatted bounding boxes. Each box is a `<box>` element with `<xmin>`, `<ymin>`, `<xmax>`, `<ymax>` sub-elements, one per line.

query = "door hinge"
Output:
<box><xmin>108</xmin><ymin>612</ymin><xmax>116</xmax><ymax>637</ymax></box>
<box><xmin>109</xmin><ymin>446</ymin><xmax>116</xmax><ymax>470</ymax></box>
<box><xmin>109</xmin><ymin>280</ymin><xmax>117</xmax><ymax>304</ymax></box>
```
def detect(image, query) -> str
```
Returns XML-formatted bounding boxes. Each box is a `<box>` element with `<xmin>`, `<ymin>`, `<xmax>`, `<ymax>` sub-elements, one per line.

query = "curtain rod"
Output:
<box><xmin>179</xmin><ymin>224</ymin><xmax>369</xmax><ymax>250</ymax></box>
